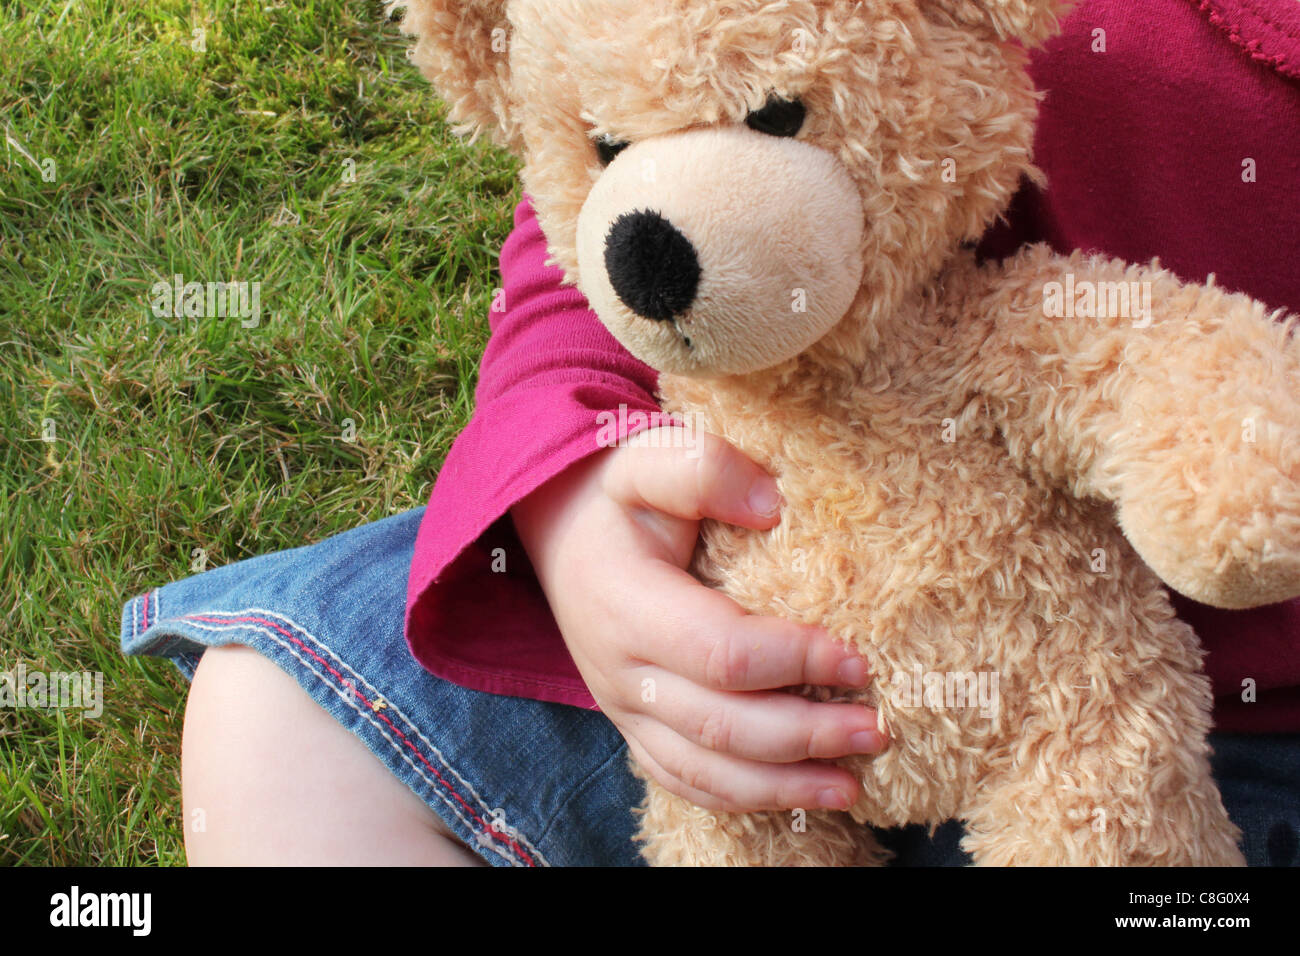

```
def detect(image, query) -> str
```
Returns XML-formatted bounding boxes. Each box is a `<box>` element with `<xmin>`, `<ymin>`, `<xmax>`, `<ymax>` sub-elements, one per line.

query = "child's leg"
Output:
<box><xmin>123</xmin><ymin>508</ymin><xmax>647</xmax><ymax>867</ymax></box>
<box><xmin>182</xmin><ymin>644</ymin><xmax>483</xmax><ymax>866</ymax></box>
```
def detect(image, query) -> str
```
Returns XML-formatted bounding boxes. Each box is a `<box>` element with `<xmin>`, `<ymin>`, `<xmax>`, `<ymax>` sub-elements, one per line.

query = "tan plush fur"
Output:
<box><xmin>396</xmin><ymin>0</ymin><xmax>1300</xmax><ymax>864</ymax></box>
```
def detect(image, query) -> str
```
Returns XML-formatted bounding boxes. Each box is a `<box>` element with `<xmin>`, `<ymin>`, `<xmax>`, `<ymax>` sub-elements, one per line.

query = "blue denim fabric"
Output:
<box><xmin>121</xmin><ymin>508</ymin><xmax>1300</xmax><ymax>866</ymax></box>
<box><xmin>121</xmin><ymin>508</ymin><xmax>643</xmax><ymax>867</ymax></box>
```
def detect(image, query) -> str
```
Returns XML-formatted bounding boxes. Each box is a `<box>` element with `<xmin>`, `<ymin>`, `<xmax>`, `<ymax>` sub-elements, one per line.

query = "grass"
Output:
<box><xmin>0</xmin><ymin>0</ymin><xmax>519</xmax><ymax>864</ymax></box>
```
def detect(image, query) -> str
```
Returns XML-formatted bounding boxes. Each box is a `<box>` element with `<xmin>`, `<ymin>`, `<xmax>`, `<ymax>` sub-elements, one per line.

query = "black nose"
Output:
<box><xmin>603</xmin><ymin>210</ymin><xmax>701</xmax><ymax>321</ymax></box>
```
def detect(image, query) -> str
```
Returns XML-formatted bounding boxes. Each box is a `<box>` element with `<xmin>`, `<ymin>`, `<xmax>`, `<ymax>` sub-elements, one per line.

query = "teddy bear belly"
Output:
<box><xmin>690</xmin><ymin>447</ymin><xmax>1204</xmax><ymax>829</ymax></box>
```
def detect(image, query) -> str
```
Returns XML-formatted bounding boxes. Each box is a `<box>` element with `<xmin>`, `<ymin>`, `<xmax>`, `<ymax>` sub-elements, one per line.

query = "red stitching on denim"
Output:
<box><xmin>142</xmin><ymin>591</ymin><xmax>150</xmax><ymax>630</ymax></box>
<box><xmin>182</xmin><ymin>613</ymin><xmax>537</xmax><ymax>866</ymax></box>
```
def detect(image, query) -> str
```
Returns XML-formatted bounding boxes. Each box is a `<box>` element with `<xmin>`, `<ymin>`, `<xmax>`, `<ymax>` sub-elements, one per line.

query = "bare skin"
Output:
<box><xmin>180</xmin><ymin>428</ymin><xmax>885</xmax><ymax>864</ymax></box>
<box><xmin>182</xmin><ymin>644</ymin><xmax>485</xmax><ymax>866</ymax></box>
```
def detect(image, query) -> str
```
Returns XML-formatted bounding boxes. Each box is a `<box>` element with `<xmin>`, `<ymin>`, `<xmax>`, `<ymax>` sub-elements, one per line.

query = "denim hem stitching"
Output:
<box><xmin>175</xmin><ymin>611</ymin><xmax>545</xmax><ymax>866</ymax></box>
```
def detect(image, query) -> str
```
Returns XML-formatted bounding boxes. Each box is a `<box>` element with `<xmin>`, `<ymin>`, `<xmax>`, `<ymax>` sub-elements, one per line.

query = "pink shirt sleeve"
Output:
<box><xmin>404</xmin><ymin>196</ymin><xmax>668</xmax><ymax>708</ymax></box>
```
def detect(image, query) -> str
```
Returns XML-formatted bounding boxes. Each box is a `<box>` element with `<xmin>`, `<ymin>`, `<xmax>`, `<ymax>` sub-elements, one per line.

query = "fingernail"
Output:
<box><xmin>836</xmin><ymin>658</ymin><xmax>869</xmax><ymax>685</ymax></box>
<box><xmin>747</xmin><ymin>478</ymin><xmax>781</xmax><ymax>518</ymax></box>
<box><xmin>817</xmin><ymin>788</ymin><xmax>850</xmax><ymax>810</ymax></box>
<box><xmin>850</xmin><ymin>730</ymin><xmax>885</xmax><ymax>753</ymax></box>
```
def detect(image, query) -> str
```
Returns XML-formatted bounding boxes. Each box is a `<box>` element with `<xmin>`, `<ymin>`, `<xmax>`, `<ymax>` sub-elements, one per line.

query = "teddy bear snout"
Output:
<box><xmin>603</xmin><ymin>209</ymin><xmax>702</xmax><ymax>323</ymax></box>
<box><xmin>576</xmin><ymin>125</ymin><xmax>866</xmax><ymax>377</ymax></box>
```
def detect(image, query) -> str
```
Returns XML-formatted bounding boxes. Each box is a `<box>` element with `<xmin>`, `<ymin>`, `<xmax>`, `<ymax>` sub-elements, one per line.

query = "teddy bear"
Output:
<box><xmin>395</xmin><ymin>0</ymin><xmax>1300</xmax><ymax>865</ymax></box>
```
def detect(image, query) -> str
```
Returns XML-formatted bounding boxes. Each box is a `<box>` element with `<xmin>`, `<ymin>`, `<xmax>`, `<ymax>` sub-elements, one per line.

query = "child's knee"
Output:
<box><xmin>181</xmin><ymin>644</ymin><xmax>483</xmax><ymax>865</ymax></box>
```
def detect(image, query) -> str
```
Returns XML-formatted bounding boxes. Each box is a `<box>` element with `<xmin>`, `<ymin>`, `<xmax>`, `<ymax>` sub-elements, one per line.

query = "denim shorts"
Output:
<box><xmin>121</xmin><ymin>508</ymin><xmax>1300</xmax><ymax>866</ymax></box>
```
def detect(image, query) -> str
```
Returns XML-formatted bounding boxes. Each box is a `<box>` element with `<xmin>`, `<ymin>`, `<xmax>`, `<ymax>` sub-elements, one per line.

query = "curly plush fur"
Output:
<box><xmin>396</xmin><ymin>0</ymin><xmax>1300</xmax><ymax>865</ymax></box>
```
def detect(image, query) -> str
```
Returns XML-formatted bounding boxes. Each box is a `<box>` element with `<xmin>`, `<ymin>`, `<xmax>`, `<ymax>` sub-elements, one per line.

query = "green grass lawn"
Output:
<box><xmin>0</xmin><ymin>0</ymin><xmax>517</xmax><ymax>864</ymax></box>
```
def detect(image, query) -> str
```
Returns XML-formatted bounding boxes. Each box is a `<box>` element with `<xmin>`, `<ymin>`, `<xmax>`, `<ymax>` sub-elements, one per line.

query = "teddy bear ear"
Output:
<box><xmin>388</xmin><ymin>0</ymin><xmax>521</xmax><ymax>151</ymax></box>
<box><xmin>920</xmin><ymin>0</ymin><xmax>1070</xmax><ymax>46</ymax></box>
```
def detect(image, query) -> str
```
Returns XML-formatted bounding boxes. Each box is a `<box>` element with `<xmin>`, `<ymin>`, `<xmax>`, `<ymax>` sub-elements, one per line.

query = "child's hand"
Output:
<box><xmin>511</xmin><ymin>427</ymin><xmax>885</xmax><ymax>814</ymax></box>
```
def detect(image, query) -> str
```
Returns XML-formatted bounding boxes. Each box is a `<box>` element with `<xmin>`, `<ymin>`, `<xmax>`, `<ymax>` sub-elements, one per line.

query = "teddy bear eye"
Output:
<box><xmin>745</xmin><ymin>95</ymin><xmax>806</xmax><ymax>138</ymax></box>
<box><xmin>596</xmin><ymin>133</ymin><xmax>631</xmax><ymax>166</ymax></box>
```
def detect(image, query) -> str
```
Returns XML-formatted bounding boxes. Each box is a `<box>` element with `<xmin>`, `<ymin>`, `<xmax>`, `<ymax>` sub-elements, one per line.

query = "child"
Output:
<box><xmin>124</xmin><ymin>0</ymin><xmax>1300</xmax><ymax>865</ymax></box>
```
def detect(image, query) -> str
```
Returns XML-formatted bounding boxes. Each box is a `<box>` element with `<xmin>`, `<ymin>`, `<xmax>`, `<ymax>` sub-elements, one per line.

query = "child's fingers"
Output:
<box><xmin>624</xmin><ymin>738</ymin><xmax>739</xmax><ymax>812</ymax></box>
<box><xmin>628</xmin><ymin>560</ymin><xmax>871</xmax><ymax>691</ymax></box>
<box><xmin>603</xmin><ymin>427</ymin><xmax>783</xmax><ymax>530</ymax></box>
<box><xmin>637</xmin><ymin>670</ymin><xmax>885</xmax><ymax>764</ymax></box>
<box><xmin>627</xmin><ymin>722</ymin><xmax>861</xmax><ymax>813</ymax></box>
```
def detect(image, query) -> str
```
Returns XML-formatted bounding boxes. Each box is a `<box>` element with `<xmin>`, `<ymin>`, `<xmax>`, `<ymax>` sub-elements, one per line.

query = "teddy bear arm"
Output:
<box><xmin>963</xmin><ymin>246</ymin><xmax>1300</xmax><ymax>609</ymax></box>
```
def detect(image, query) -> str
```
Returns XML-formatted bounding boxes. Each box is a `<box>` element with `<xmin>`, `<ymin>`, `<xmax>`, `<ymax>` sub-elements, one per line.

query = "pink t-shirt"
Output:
<box><xmin>406</xmin><ymin>0</ymin><xmax>1300</xmax><ymax>732</ymax></box>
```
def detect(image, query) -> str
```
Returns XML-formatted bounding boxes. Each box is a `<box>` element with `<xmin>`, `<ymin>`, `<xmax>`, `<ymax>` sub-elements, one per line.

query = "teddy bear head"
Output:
<box><xmin>398</xmin><ymin>0</ymin><xmax>1063</xmax><ymax>378</ymax></box>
